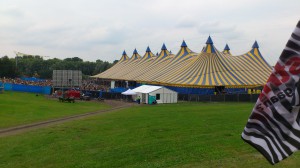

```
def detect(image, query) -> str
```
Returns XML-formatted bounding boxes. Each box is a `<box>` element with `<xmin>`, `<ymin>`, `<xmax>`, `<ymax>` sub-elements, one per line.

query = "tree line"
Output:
<box><xmin>0</xmin><ymin>55</ymin><xmax>117</xmax><ymax>79</ymax></box>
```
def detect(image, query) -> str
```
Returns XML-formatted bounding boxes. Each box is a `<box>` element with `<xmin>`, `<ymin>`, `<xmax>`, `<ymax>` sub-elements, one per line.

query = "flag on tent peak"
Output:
<box><xmin>242</xmin><ymin>20</ymin><xmax>300</xmax><ymax>164</ymax></box>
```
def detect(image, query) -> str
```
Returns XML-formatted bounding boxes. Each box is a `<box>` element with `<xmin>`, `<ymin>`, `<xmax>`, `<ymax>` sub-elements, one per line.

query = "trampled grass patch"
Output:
<box><xmin>0</xmin><ymin>91</ymin><xmax>109</xmax><ymax>128</ymax></box>
<box><xmin>1</xmin><ymin>102</ymin><xmax>300</xmax><ymax>167</ymax></box>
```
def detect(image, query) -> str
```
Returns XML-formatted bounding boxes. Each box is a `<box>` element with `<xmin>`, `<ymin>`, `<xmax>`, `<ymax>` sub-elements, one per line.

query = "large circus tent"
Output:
<box><xmin>93</xmin><ymin>36</ymin><xmax>272</xmax><ymax>95</ymax></box>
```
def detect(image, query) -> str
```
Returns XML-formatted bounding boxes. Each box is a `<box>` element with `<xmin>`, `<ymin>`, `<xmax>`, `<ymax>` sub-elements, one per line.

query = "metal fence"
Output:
<box><xmin>101</xmin><ymin>92</ymin><xmax>122</xmax><ymax>99</ymax></box>
<box><xmin>50</xmin><ymin>90</ymin><xmax>260</xmax><ymax>103</ymax></box>
<box><xmin>178</xmin><ymin>94</ymin><xmax>259</xmax><ymax>103</ymax></box>
<box><xmin>98</xmin><ymin>92</ymin><xmax>259</xmax><ymax>103</ymax></box>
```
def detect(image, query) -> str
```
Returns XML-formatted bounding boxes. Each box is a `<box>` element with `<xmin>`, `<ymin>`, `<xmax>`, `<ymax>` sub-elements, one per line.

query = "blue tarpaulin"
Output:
<box><xmin>165</xmin><ymin>86</ymin><xmax>214</xmax><ymax>95</ymax></box>
<box><xmin>2</xmin><ymin>83</ymin><xmax>51</xmax><ymax>94</ymax></box>
<box><xmin>110</xmin><ymin>87</ymin><xmax>128</xmax><ymax>93</ymax></box>
<box><xmin>0</xmin><ymin>82</ymin><xmax>3</xmax><ymax>92</ymax></box>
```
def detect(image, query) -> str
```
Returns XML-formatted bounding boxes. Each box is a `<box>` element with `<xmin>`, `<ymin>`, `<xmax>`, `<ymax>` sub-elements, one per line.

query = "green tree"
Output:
<box><xmin>0</xmin><ymin>56</ymin><xmax>16</xmax><ymax>78</ymax></box>
<box><xmin>0</xmin><ymin>56</ymin><xmax>113</xmax><ymax>79</ymax></box>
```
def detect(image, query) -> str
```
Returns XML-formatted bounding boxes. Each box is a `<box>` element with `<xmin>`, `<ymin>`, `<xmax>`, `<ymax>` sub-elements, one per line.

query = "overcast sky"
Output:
<box><xmin>0</xmin><ymin>0</ymin><xmax>299</xmax><ymax>65</ymax></box>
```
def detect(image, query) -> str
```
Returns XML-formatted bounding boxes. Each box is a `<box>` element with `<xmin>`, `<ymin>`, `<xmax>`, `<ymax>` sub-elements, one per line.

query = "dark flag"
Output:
<box><xmin>242</xmin><ymin>20</ymin><xmax>300</xmax><ymax>164</ymax></box>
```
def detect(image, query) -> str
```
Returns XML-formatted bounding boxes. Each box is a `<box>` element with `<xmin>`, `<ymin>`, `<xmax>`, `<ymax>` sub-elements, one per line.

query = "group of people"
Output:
<box><xmin>0</xmin><ymin>77</ymin><xmax>111</xmax><ymax>92</ymax></box>
<box><xmin>0</xmin><ymin>78</ymin><xmax>52</xmax><ymax>86</ymax></box>
<box><xmin>80</xmin><ymin>79</ymin><xmax>109</xmax><ymax>91</ymax></box>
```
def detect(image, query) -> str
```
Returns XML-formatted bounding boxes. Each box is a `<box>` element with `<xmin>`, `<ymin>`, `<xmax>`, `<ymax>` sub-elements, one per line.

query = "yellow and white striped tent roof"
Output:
<box><xmin>93</xmin><ymin>37</ymin><xmax>272</xmax><ymax>88</ymax></box>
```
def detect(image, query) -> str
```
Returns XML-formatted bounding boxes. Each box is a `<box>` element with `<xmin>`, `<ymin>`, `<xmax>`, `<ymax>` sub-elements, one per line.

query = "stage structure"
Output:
<box><xmin>52</xmin><ymin>70</ymin><xmax>82</xmax><ymax>88</ymax></box>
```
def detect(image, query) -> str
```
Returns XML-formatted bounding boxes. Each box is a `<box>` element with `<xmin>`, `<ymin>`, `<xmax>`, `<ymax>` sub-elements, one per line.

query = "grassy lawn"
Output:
<box><xmin>0</xmin><ymin>91</ymin><xmax>110</xmax><ymax>128</ymax></box>
<box><xmin>1</xmin><ymin>102</ymin><xmax>300</xmax><ymax>167</ymax></box>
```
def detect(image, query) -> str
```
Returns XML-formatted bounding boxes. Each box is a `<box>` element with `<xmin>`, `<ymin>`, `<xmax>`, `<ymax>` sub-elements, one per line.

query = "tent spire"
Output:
<box><xmin>223</xmin><ymin>44</ymin><xmax>231</xmax><ymax>54</ymax></box>
<box><xmin>181</xmin><ymin>40</ymin><xmax>187</xmax><ymax>47</ymax></box>
<box><xmin>252</xmin><ymin>41</ymin><xmax>259</xmax><ymax>48</ymax></box>
<box><xmin>203</xmin><ymin>36</ymin><xmax>215</xmax><ymax>53</ymax></box>
<box><xmin>120</xmin><ymin>50</ymin><xmax>129</xmax><ymax>61</ymax></box>
<box><xmin>206</xmin><ymin>36</ymin><xmax>213</xmax><ymax>44</ymax></box>
<box><xmin>251</xmin><ymin>40</ymin><xmax>262</xmax><ymax>57</ymax></box>
<box><xmin>122</xmin><ymin>50</ymin><xmax>127</xmax><ymax>55</ymax></box>
<box><xmin>146</xmin><ymin>46</ymin><xmax>151</xmax><ymax>52</ymax></box>
<box><xmin>142</xmin><ymin>46</ymin><xmax>155</xmax><ymax>59</ymax></box>
<box><xmin>161</xmin><ymin>43</ymin><xmax>167</xmax><ymax>50</ymax></box>
<box><xmin>131</xmin><ymin>48</ymin><xmax>141</xmax><ymax>60</ymax></box>
<box><xmin>224</xmin><ymin>44</ymin><xmax>230</xmax><ymax>51</ymax></box>
<box><xmin>158</xmin><ymin>43</ymin><xmax>170</xmax><ymax>57</ymax></box>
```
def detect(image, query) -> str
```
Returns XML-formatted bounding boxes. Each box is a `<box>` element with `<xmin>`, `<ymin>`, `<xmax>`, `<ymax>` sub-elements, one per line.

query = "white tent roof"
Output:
<box><xmin>121</xmin><ymin>89</ymin><xmax>137</xmax><ymax>95</ymax></box>
<box><xmin>132</xmin><ymin>85</ymin><xmax>162</xmax><ymax>94</ymax></box>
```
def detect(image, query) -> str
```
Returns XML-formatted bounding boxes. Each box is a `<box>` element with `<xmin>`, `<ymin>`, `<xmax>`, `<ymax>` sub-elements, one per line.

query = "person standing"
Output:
<box><xmin>136</xmin><ymin>96</ymin><xmax>141</xmax><ymax>104</ymax></box>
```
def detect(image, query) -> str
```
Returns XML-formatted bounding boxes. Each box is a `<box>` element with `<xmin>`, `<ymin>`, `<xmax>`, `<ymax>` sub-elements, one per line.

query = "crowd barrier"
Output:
<box><xmin>178</xmin><ymin>94</ymin><xmax>259</xmax><ymax>103</ymax></box>
<box><xmin>94</xmin><ymin>91</ymin><xmax>259</xmax><ymax>103</ymax></box>
<box><xmin>1</xmin><ymin>83</ymin><xmax>51</xmax><ymax>95</ymax></box>
<box><xmin>112</xmin><ymin>86</ymin><xmax>248</xmax><ymax>95</ymax></box>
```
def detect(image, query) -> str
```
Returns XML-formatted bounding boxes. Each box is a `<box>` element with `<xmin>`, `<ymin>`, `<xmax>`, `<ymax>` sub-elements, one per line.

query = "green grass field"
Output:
<box><xmin>1</xmin><ymin>97</ymin><xmax>300</xmax><ymax>168</ymax></box>
<box><xmin>0</xmin><ymin>91</ymin><xmax>110</xmax><ymax>128</ymax></box>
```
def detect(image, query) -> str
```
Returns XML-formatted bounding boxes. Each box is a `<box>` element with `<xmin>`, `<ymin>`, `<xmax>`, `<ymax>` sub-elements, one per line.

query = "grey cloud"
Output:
<box><xmin>0</xmin><ymin>0</ymin><xmax>299</xmax><ymax>63</ymax></box>
<box><xmin>176</xmin><ymin>17</ymin><xmax>197</xmax><ymax>28</ymax></box>
<box><xmin>0</xmin><ymin>8</ymin><xmax>24</xmax><ymax>18</ymax></box>
<box><xmin>197</xmin><ymin>21</ymin><xmax>237</xmax><ymax>34</ymax></box>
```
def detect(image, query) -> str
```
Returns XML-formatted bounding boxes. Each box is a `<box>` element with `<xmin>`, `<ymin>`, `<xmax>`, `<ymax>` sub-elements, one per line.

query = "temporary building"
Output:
<box><xmin>132</xmin><ymin>85</ymin><xmax>178</xmax><ymax>104</ymax></box>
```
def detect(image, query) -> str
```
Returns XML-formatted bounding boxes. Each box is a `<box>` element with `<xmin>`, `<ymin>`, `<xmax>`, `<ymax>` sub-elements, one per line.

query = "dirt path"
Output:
<box><xmin>0</xmin><ymin>100</ymin><xmax>134</xmax><ymax>137</ymax></box>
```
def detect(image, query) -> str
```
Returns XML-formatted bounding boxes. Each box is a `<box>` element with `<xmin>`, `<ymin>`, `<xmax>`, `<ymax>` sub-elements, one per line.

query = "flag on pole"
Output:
<box><xmin>242</xmin><ymin>20</ymin><xmax>300</xmax><ymax>164</ymax></box>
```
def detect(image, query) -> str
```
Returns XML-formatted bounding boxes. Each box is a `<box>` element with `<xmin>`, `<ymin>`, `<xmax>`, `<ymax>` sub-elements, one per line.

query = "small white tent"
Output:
<box><xmin>132</xmin><ymin>85</ymin><xmax>177</xmax><ymax>104</ymax></box>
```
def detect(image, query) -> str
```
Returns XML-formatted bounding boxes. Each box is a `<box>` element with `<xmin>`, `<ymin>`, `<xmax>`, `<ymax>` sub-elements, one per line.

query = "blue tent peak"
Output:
<box><xmin>224</xmin><ymin>44</ymin><xmax>230</xmax><ymax>50</ymax></box>
<box><xmin>161</xmin><ymin>43</ymin><xmax>167</xmax><ymax>50</ymax></box>
<box><xmin>122</xmin><ymin>50</ymin><xmax>127</xmax><ymax>55</ymax></box>
<box><xmin>252</xmin><ymin>41</ymin><xmax>259</xmax><ymax>48</ymax></box>
<box><xmin>133</xmin><ymin>48</ymin><xmax>138</xmax><ymax>54</ymax></box>
<box><xmin>206</xmin><ymin>36</ymin><xmax>213</xmax><ymax>44</ymax></box>
<box><xmin>181</xmin><ymin>40</ymin><xmax>187</xmax><ymax>47</ymax></box>
<box><xmin>146</xmin><ymin>46</ymin><xmax>151</xmax><ymax>52</ymax></box>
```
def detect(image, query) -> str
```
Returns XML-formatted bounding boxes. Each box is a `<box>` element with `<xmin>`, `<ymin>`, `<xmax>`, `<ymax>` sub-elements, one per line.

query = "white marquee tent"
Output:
<box><xmin>132</xmin><ymin>85</ymin><xmax>178</xmax><ymax>104</ymax></box>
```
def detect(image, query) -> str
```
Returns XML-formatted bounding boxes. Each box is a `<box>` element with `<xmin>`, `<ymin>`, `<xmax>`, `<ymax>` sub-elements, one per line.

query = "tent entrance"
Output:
<box><xmin>142</xmin><ymin>93</ymin><xmax>146</xmax><ymax>103</ymax></box>
<box><xmin>215</xmin><ymin>86</ymin><xmax>225</xmax><ymax>94</ymax></box>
